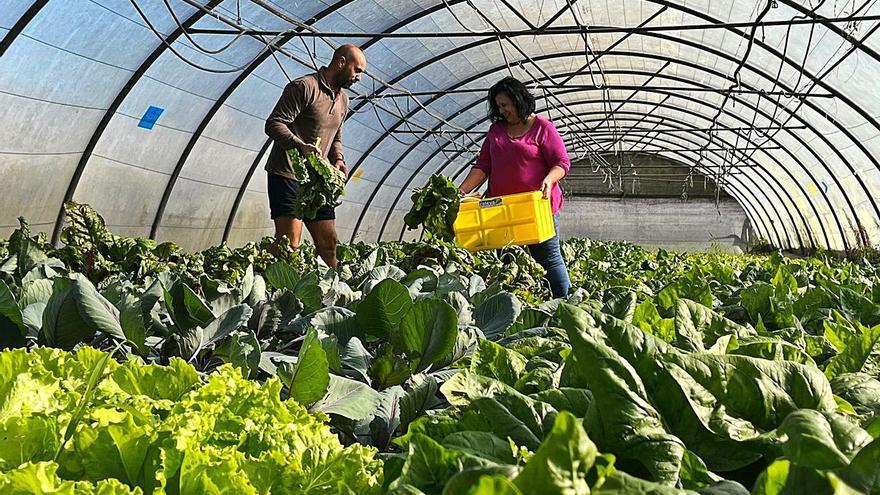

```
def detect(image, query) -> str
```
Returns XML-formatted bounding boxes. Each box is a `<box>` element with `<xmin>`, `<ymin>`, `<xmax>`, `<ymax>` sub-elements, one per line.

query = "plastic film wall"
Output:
<box><xmin>2</xmin><ymin>0</ymin><xmax>880</xmax><ymax>251</ymax></box>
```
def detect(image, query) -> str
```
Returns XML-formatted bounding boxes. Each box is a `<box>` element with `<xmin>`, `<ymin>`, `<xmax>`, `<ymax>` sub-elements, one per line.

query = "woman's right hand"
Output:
<box><xmin>540</xmin><ymin>179</ymin><xmax>553</xmax><ymax>199</ymax></box>
<box><xmin>458</xmin><ymin>168</ymin><xmax>488</xmax><ymax>197</ymax></box>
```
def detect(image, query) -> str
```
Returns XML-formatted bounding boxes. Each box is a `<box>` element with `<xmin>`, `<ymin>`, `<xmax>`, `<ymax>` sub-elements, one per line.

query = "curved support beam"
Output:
<box><xmin>348</xmin><ymin>0</ymin><xmax>880</xmax><ymax>121</ymax></box>
<box><xmin>105</xmin><ymin>0</ymin><xmax>878</xmax><ymax>248</ymax></box>
<box><xmin>50</xmin><ymin>0</ymin><xmax>224</xmax><ymax>244</ymax></box>
<box><xmin>440</xmin><ymin>132</ymin><xmax>781</xmax><ymax>248</ymax></box>
<box><xmin>150</xmin><ymin>1</ymin><xmax>357</xmax><ymax>240</ymax></box>
<box><xmin>439</xmin><ymin>112</ymin><xmax>798</xmax><ymax>248</ymax></box>
<box><xmin>386</xmin><ymin>68</ymin><xmax>860</xmax><ymax>250</ymax></box>
<box><xmin>0</xmin><ymin>0</ymin><xmax>49</xmax><ymax>57</ymax></box>
<box><xmin>369</xmin><ymin>96</ymin><xmax>790</xmax><ymax>248</ymax></box>
<box><xmin>781</xmin><ymin>0</ymin><xmax>880</xmax><ymax>64</ymax></box>
<box><xmin>344</xmin><ymin>47</ymin><xmax>862</xmax><ymax>250</ymax></box>
<box><xmin>31</xmin><ymin>0</ymin><xmax>877</xmax><ymax>247</ymax></box>
<box><xmin>358</xmin><ymin>64</ymin><xmax>848</xmax><ymax>250</ymax></box>
<box><xmin>223</xmin><ymin>139</ymin><xmax>272</xmax><ymax>242</ymax></box>
<box><xmin>438</xmin><ymin>136</ymin><xmax>781</xmax><ymax>248</ymax></box>
<box><xmin>217</xmin><ymin>0</ymin><xmax>877</xmax><ymax>250</ymax></box>
<box><xmin>357</xmin><ymin>0</ymin><xmax>880</xmax><ymax>246</ymax></box>
<box><xmin>554</xmin><ymin>116</ymin><xmax>804</xmax><ymax>247</ymax></box>
<box><xmin>554</xmin><ymin>114</ymin><xmax>805</xmax><ymax>246</ymax></box>
<box><xmin>341</xmin><ymin>3</ymin><xmax>880</xmax><ymax>240</ymax></box>
<box><xmin>432</xmin><ymin>67</ymin><xmax>855</xmax><ymax>248</ymax></box>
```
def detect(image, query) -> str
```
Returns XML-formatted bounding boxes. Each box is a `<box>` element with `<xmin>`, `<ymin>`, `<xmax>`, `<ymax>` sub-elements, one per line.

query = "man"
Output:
<box><xmin>264</xmin><ymin>44</ymin><xmax>366</xmax><ymax>268</ymax></box>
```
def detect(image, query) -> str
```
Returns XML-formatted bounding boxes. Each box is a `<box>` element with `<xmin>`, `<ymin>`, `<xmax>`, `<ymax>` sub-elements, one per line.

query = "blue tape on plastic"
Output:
<box><xmin>138</xmin><ymin>106</ymin><xmax>164</xmax><ymax>129</ymax></box>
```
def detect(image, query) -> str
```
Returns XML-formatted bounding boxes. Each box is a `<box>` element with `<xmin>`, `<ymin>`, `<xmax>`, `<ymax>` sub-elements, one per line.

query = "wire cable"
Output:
<box><xmin>128</xmin><ymin>0</ymin><xmax>272</xmax><ymax>73</ymax></box>
<box><xmin>160</xmin><ymin>0</ymin><xmax>248</xmax><ymax>54</ymax></box>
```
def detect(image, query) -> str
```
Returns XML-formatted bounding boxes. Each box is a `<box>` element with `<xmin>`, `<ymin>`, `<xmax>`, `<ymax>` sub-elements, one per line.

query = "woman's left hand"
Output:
<box><xmin>540</xmin><ymin>179</ymin><xmax>553</xmax><ymax>199</ymax></box>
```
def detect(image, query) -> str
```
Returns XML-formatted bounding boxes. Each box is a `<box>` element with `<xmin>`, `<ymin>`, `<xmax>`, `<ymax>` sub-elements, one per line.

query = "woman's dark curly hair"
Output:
<box><xmin>488</xmin><ymin>77</ymin><xmax>536</xmax><ymax>124</ymax></box>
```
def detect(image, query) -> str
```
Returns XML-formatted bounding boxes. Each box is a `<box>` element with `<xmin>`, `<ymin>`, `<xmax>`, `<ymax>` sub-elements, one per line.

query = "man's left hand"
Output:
<box><xmin>335</xmin><ymin>160</ymin><xmax>348</xmax><ymax>176</ymax></box>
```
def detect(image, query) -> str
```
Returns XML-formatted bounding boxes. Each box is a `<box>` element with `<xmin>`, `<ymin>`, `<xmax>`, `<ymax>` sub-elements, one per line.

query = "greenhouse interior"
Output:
<box><xmin>3</xmin><ymin>0</ymin><xmax>880</xmax><ymax>493</ymax></box>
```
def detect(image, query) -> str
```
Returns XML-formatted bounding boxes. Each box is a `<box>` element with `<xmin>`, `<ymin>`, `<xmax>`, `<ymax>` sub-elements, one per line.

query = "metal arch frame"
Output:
<box><xmin>346</xmin><ymin>0</ymin><xmax>880</xmax><ymax>116</ymax></box>
<box><xmin>387</xmin><ymin>77</ymin><xmax>841</xmax><ymax>249</ymax></box>
<box><xmin>149</xmin><ymin>0</ymin><xmax>371</xmax><ymax>241</ymax></box>
<box><xmin>113</xmin><ymin>0</ymin><xmax>880</xmax><ymax>246</ymax></box>
<box><xmin>141</xmin><ymin>2</ymin><xmax>880</xmax><ymax>243</ymax></box>
<box><xmin>438</xmin><ymin>131</ymin><xmax>782</xmax><ymax>247</ymax></box>
<box><xmin>342</xmin><ymin>0</ymin><xmax>880</xmax><ymax>140</ymax></box>
<box><xmin>353</xmin><ymin>56</ymin><xmax>853</xmax><ymax>250</ymax></box>
<box><xmin>372</xmin><ymin>95</ymin><xmax>808</xmax><ymax>249</ymax></box>
<box><xmin>344</xmin><ymin>52</ymin><xmax>858</xmax><ymax>252</ymax></box>
<box><xmin>374</xmin><ymin>62</ymin><xmax>852</xmax><ymax>250</ymax></box>
<box><xmin>551</xmin><ymin>97</ymin><xmax>833</xmax><ymax>240</ymax></box>
<box><xmin>5</xmin><ymin>0</ymin><xmax>870</xmax><ymax>245</ymax></box>
<box><xmin>48</xmin><ymin>0</ymin><xmax>224</xmax><ymax>244</ymax></box>
<box><xmin>552</xmin><ymin>114</ymin><xmax>804</xmax><ymax>246</ymax></box>
<box><xmin>222</xmin><ymin>138</ymin><xmax>272</xmax><ymax>242</ymax></box>
<box><xmin>343</xmin><ymin>36</ymin><xmax>874</xmax><ymax>250</ymax></box>
<box><xmin>0</xmin><ymin>0</ymin><xmax>49</xmax><ymax>57</ymax></box>
<box><xmin>554</xmin><ymin>113</ymin><xmax>806</xmax><ymax>244</ymax></box>
<box><xmin>782</xmin><ymin>0</ymin><xmax>880</xmax><ymax>63</ymax></box>
<box><xmin>337</xmin><ymin>0</ymin><xmax>880</xmax><ymax>239</ymax></box>
<box><xmin>354</xmin><ymin>28</ymin><xmax>872</xmax><ymax>242</ymax></box>
<box><xmin>449</xmin><ymin>134</ymin><xmax>779</xmax><ymax>246</ymax></box>
<box><xmin>391</xmin><ymin>103</ymin><xmax>800</xmax><ymax>248</ymax></box>
<box><xmin>224</xmin><ymin>0</ymin><xmax>880</xmax><ymax>246</ymax></box>
<box><xmin>402</xmin><ymin>56</ymin><xmax>863</xmax><ymax>249</ymax></box>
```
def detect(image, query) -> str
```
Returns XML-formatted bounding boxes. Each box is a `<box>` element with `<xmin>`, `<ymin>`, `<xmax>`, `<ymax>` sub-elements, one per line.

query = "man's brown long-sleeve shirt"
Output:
<box><xmin>264</xmin><ymin>68</ymin><xmax>348</xmax><ymax>179</ymax></box>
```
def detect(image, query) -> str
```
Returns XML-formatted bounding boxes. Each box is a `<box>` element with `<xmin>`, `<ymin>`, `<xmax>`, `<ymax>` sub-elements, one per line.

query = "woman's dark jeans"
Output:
<box><xmin>527</xmin><ymin>214</ymin><xmax>571</xmax><ymax>298</ymax></box>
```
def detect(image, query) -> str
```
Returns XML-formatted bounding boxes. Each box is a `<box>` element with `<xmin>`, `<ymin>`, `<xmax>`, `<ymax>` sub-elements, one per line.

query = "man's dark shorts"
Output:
<box><xmin>267</xmin><ymin>173</ymin><xmax>336</xmax><ymax>222</ymax></box>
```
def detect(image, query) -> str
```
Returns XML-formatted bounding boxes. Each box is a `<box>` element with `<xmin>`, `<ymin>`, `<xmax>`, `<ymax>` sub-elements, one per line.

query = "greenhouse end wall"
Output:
<box><xmin>558</xmin><ymin>196</ymin><xmax>753</xmax><ymax>253</ymax></box>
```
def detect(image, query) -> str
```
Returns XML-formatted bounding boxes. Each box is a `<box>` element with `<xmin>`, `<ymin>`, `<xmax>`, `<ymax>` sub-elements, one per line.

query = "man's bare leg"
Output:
<box><xmin>269</xmin><ymin>216</ymin><xmax>303</xmax><ymax>256</ymax></box>
<box><xmin>305</xmin><ymin>219</ymin><xmax>338</xmax><ymax>268</ymax></box>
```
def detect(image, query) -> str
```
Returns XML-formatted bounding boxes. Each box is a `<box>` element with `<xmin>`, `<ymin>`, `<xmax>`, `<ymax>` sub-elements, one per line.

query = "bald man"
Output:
<box><xmin>265</xmin><ymin>44</ymin><xmax>367</xmax><ymax>268</ymax></box>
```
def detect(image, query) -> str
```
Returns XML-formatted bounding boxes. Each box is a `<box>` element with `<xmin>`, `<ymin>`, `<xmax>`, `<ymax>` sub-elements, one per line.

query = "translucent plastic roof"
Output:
<box><xmin>2</xmin><ymin>0</ymin><xmax>880</xmax><ymax>251</ymax></box>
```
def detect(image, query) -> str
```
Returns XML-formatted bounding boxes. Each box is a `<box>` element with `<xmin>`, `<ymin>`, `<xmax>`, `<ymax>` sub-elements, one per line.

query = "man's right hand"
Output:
<box><xmin>300</xmin><ymin>143</ymin><xmax>322</xmax><ymax>157</ymax></box>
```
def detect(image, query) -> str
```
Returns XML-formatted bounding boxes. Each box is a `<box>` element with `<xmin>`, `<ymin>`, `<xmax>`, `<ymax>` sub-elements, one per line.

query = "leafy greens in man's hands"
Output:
<box><xmin>286</xmin><ymin>148</ymin><xmax>347</xmax><ymax>220</ymax></box>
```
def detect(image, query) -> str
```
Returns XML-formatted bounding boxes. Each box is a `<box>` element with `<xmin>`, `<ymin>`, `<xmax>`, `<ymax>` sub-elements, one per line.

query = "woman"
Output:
<box><xmin>458</xmin><ymin>76</ymin><xmax>572</xmax><ymax>298</ymax></box>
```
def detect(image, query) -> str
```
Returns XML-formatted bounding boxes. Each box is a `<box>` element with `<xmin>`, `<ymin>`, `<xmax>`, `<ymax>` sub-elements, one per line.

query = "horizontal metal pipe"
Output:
<box><xmin>186</xmin><ymin>13</ymin><xmax>880</xmax><ymax>39</ymax></box>
<box><xmin>396</xmin><ymin>125</ymin><xmax>806</xmax><ymax>134</ymax></box>
<box><xmin>352</xmin><ymin>86</ymin><xmax>834</xmax><ymax>99</ymax></box>
<box><xmin>579</xmin><ymin>125</ymin><xmax>808</xmax><ymax>133</ymax></box>
<box><xmin>439</xmin><ymin>145</ymin><xmax>782</xmax><ymax>152</ymax></box>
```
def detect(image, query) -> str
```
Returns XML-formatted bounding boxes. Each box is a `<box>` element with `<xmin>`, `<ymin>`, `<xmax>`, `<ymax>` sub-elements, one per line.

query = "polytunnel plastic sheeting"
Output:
<box><xmin>2</xmin><ymin>0</ymin><xmax>880</xmax><ymax>251</ymax></box>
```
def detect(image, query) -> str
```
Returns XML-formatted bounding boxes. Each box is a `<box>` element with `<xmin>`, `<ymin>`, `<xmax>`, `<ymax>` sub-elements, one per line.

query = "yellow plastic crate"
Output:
<box><xmin>453</xmin><ymin>191</ymin><xmax>555</xmax><ymax>252</ymax></box>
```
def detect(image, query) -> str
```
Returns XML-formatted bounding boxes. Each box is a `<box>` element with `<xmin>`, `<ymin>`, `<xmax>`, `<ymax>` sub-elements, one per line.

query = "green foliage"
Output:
<box><xmin>286</xmin><ymin>148</ymin><xmax>347</xmax><ymax>220</ymax></box>
<box><xmin>0</xmin><ymin>347</ymin><xmax>382</xmax><ymax>494</ymax></box>
<box><xmin>5</xmin><ymin>205</ymin><xmax>880</xmax><ymax>494</ymax></box>
<box><xmin>404</xmin><ymin>173</ymin><xmax>461</xmax><ymax>242</ymax></box>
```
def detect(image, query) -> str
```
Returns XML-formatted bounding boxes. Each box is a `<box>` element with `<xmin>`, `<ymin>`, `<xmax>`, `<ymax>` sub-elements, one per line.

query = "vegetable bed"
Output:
<box><xmin>1</xmin><ymin>203</ymin><xmax>879</xmax><ymax>494</ymax></box>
